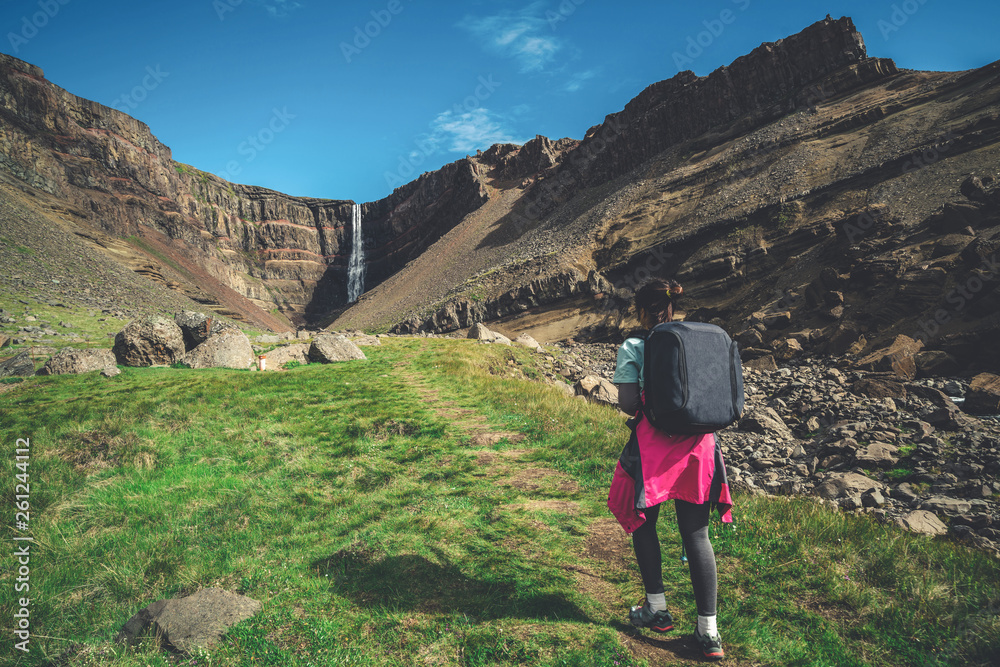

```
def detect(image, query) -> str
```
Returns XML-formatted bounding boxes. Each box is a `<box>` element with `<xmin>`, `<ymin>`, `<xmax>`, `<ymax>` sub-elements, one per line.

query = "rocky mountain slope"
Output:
<box><xmin>2</xmin><ymin>16</ymin><xmax>999</xmax><ymax>374</ymax></box>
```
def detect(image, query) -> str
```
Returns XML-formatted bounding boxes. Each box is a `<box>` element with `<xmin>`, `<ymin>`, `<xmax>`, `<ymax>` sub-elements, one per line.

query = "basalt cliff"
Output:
<box><xmin>2</xmin><ymin>16</ymin><xmax>1000</xmax><ymax>372</ymax></box>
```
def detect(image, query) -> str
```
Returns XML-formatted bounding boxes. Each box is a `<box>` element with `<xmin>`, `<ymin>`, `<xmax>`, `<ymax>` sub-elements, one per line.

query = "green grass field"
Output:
<box><xmin>1</xmin><ymin>337</ymin><xmax>998</xmax><ymax>666</ymax></box>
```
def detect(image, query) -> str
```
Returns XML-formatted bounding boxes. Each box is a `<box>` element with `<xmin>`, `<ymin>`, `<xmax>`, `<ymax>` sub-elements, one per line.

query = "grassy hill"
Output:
<box><xmin>1</xmin><ymin>338</ymin><xmax>998</xmax><ymax>666</ymax></box>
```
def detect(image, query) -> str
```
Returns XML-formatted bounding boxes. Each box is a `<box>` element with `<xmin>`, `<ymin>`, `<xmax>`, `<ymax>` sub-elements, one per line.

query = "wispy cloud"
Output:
<box><xmin>563</xmin><ymin>68</ymin><xmax>598</xmax><ymax>92</ymax></box>
<box><xmin>459</xmin><ymin>3</ymin><xmax>562</xmax><ymax>73</ymax></box>
<box><xmin>252</xmin><ymin>0</ymin><xmax>303</xmax><ymax>18</ymax></box>
<box><xmin>425</xmin><ymin>108</ymin><xmax>523</xmax><ymax>154</ymax></box>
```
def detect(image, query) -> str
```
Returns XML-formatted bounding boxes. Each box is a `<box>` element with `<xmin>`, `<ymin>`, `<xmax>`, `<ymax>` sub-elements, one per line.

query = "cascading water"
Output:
<box><xmin>346</xmin><ymin>203</ymin><xmax>366</xmax><ymax>302</ymax></box>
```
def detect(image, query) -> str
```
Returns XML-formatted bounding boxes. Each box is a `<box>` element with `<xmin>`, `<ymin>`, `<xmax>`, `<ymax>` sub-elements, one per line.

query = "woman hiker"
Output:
<box><xmin>607</xmin><ymin>277</ymin><xmax>733</xmax><ymax>661</ymax></box>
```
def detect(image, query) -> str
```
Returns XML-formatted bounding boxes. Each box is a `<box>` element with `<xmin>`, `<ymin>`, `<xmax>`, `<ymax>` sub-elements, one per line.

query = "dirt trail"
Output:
<box><xmin>394</xmin><ymin>340</ymin><xmax>721</xmax><ymax>666</ymax></box>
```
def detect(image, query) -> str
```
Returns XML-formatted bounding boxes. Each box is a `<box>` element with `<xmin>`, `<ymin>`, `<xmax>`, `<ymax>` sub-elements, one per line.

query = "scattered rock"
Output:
<box><xmin>739</xmin><ymin>406</ymin><xmax>792</xmax><ymax>439</ymax></box>
<box><xmin>895</xmin><ymin>510</ymin><xmax>948</xmax><ymax>536</ymax></box>
<box><xmin>116</xmin><ymin>588</ymin><xmax>262</xmax><ymax>654</ymax></box>
<box><xmin>37</xmin><ymin>348</ymin><xmax>117</xmax><ymax>376</ymax></box>
<box><xmin>101</xmin><ymin>366</ymin><xmax>121</xmax><ymax>378</ymax></box>
<box><xmin>813</xmin><ymin>472</ymin><xmax>885</xmax><ymax>500</ymax></box>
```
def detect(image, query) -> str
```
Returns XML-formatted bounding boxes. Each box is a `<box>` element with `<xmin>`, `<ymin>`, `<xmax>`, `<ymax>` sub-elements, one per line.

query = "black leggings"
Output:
<box><xmin>631</xmin><ymin>500</ymin><xmax>717</xmax><ymax>616</ymax></box>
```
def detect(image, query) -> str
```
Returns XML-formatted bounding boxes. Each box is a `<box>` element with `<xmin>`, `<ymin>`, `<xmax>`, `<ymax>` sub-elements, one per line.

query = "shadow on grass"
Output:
<box><xmin>311</xmin><ymin>546</ymin><xmax>590</xmax><ymax>623</ymax></box>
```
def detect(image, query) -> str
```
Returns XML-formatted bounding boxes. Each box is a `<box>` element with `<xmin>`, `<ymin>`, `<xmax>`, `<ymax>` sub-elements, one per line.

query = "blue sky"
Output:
<box><xmin>4</xmin><ymin>0</ymin><xmax>999</xmax><ymax>204</ymax></box>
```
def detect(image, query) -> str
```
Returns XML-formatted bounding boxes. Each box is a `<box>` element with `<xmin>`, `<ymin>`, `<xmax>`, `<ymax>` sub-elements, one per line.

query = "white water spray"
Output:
<box><xmin>346</xmin><ymin>203</ymin><xmax>366</xmax><ymax>302</ymax></box>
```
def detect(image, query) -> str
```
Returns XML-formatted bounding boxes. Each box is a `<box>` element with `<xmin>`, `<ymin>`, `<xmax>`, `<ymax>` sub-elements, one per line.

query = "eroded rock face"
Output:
<box><xmin>113</xmin><ymin>317</ymin><xmax>185</xmax><ymax>367</ymax></box>
<box><xmin>37</xmin><ymin>348</ymin><xmax>117</xmax><ymax>375</ymax></box>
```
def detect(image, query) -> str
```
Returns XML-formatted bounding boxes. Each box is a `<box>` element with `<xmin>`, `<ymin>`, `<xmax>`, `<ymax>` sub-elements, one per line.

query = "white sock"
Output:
<box><xmin>698</xmin><ymin>614</ymin><xmax>718</xmax><ymax>636</ymax></box>
<box><xmin>646</xmin><ymin>592</ymin><xmax>666</xmax><ymax>611</ymax></box>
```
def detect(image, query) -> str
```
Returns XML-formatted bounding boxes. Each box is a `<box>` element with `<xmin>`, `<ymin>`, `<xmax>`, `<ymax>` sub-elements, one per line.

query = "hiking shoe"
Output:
<box><xmin>694</xmin><ymin>627</ymin><xmax>724</xmax><ymax>660</ymax></box>
<box><xmin>628</xmin><ymin>601</ymin><xmax>674</xmax><ymax>632</ymax></box>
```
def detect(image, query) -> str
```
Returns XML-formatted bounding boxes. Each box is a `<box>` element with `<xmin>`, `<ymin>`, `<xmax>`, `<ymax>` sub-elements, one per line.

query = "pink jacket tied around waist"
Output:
<box><xmin>608</xmin><ymin>412</ymin><xmax>733</xmax><ymax>534</ymax></box>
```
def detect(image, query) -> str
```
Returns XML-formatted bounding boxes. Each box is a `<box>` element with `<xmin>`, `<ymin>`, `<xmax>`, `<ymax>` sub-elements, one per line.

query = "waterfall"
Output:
<box><xmin>346</xmin><ymin>203</ymin><xmax>366</xmax><ymax>302</ymax></box>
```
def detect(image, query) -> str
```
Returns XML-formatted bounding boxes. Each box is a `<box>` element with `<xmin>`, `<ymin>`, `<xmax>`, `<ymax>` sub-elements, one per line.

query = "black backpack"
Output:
<box><xmin>642</xmin><ymin>321</ymin><xmax>745</xmax><ymax>434</ymax></box>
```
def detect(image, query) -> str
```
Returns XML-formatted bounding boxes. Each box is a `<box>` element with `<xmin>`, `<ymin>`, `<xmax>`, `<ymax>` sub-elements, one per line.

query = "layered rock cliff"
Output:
<box><xmin>4</xmin><ymin>14</ymin><xmax>1000</xmax><ymax>375</ymax></box>
<box><xmin>0</xmin><ymin>53</ymin><xmax>498</xmax><ymax>325</ymax></box>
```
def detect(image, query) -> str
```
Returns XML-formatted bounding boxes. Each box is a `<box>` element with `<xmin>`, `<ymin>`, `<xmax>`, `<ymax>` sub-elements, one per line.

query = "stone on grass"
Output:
<box><xmin>0</xmin><ymin>350</ymin><xmax>35</xmax><ymax>377</ymax></box>
<box><xmin>468</xmin><ymin>322</ymin><xmax>511</xmax><ymax>345</ymax></box>
<box><xmin>261</xmin><ymin>343</ymin><xmax>310</xmax><ymax>370</ymax></box>
<box><xmin>309</xmin><ymin>334</ymin><xmax>366</xmax><ymax>363</ymax></box>
<box><xmin>513</xmin><ymin>333</ymin><xmax>544</xmax><ymax>352</ymax></box>
<box><xmin>180</xmin><ymin>328</ymin><xmax>254</xmax><ymax>370</ymax></box>
<box><xmin>114</xmin><ymin>317</ymin><xmax>185</xmax><ymax>367</ymax></box>
<box><xmin>116</xmin><ymin>588</ymin><xmax>261</xmax><ymax>654</ymax></box>
<box><xmin>37</xmin><ymin>348</ymin><xmax>118</xmax><ymax>376</ymax></box>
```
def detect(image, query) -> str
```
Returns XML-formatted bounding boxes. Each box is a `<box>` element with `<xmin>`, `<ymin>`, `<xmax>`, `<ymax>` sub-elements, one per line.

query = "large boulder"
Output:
<box><xmin>964</xmin><ymin>373</ymin><xmax>1000</xmax><ymax>415</ymax></box>
<box><xmin>174</xmin><ymin>311</ymin><xmax>226</xmax><ymax>351</ymax></box>
<box><xmin>854</xmin><ymin>335</ymin><xmax>922</xmax><ymax>379</ymax></box>
<box><xmin>37</xmin><ymin>348</ymin><xmax>117</xmax><ymax>376</ymax></box>
<box><xmin>116</xmin><ymin>588</ymin><xmax>261</xmax><ymax>654</ymax></box>
<box><xmin>513</xmin><ymin>333</ymin><xmax>544</xmax><ymax>352</ymax></box>
<box><xmin>574</xmin><ymin>375</ymin><xmax>618</xmax><ymax>407</ymax></box>
<box><xmin>113</xmin><ymin>317</ymin><xmax>186</xmax><ymax>367</ymax></box>
<box><xmin>181</xmin><ymin>329</ymin><xmax>254</xmax><ymax>370</ymax></box>
<box><xmin>0</xmin><ymin>350</ymin><xmax>35</xmax><ymax>377</ymax></box>
<box><xmin>262</xmin><ymin>344</ymin><xmax>310</xmax><ymax>370</ymax></box>
<box><xmin>309</xmin><ymin>334</ymin><xmax>366</xmax><ymax>363</ymax></box>
<box><xmin>468</xmin><ymin>322</ymin><xmax>512</xmax><ymax>345</ymax></box>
